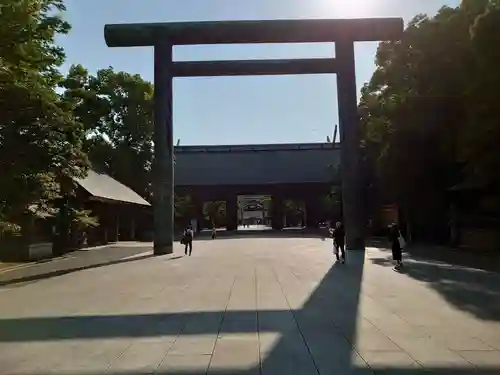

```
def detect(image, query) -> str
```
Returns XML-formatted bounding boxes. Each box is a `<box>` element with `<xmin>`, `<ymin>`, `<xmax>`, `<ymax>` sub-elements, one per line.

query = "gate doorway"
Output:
<box><xmin>237</xmin><ymin>195</ymin><xmax>271</xmax><ymax>231</ymax></box>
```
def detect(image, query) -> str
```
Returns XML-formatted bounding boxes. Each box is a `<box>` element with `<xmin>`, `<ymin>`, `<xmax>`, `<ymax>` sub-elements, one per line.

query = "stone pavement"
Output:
<box><xmin>0</xmin><ymin>261</ymin><xmax>23</xmax><ymax>272</ymax></box>
<box><xmin>0</xmin><ymin>243</ymin><xmax>154</xmax><ymax>287</ymax></box>
<box><xmin>1</xmin><ymin>236</ymin><xmax>500</xmax><ymax>374</ymax></box>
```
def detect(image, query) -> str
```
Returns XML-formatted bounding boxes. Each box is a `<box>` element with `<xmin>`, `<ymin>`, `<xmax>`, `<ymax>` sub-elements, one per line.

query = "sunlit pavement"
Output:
<box><xmin>1</xmin><ymin>237</ymin><xmax>500</xmax><ymax>374</ymax></box>
<box><xmin>237</xmin><ymin>224</ymin><xmax>272</xmax><ymax>231</ymax></box>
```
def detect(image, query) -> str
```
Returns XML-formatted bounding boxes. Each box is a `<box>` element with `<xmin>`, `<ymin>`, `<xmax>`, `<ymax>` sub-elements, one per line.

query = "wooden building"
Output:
<box><xmin>0</xmin><ymin>170</ymin><xmax>152</xmax><ymax>262</ymax></box>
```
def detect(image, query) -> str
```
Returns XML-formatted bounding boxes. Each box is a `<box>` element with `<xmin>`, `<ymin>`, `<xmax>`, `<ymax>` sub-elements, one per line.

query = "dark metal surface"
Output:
<box><xmin>153</xmin><ymin>40</ymin><xmax>174</xmax><ymax>255</ymax></box>
<box><xmin>174</xmin><ymin>142</ymin><xmax>336</xmax><ymax>153</ymax></box>
<box><xmin>172</xmin><ymin>58</ymin><xmax>337</xmax><ymax>77</ymax></box>
<box><xmin>336</xmin><ymin>40</ymin><xmax>365</xmax><ymax>250</ymax></box>
<box><xmin>104</xmin><ymin>18</ymin><xmax>403</xmax><ymax>47</ymax></box>
<box><xmin>174</xmin><ymin>143</ymin><xmax>340</xmax><ymax>187</ymax></box>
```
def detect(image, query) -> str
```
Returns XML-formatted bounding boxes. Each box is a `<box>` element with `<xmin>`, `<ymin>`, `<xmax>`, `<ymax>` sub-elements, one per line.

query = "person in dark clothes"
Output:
<box><xmin>389</xmin><ymin>223</ymin><xmax>403</xmax><ymax>269</ymax></box>
<box><xmin>330</xmin><ymin>221</ymin><xmax>346</xmax><ymax>263</ymax></box>
<box><xmin>183</xmin><ymin>225</ymin><xmax>194</xmax><ymax>256</ymax></box>
<box><xmin>211</xmin><ymin>225</ymin><xmax>217</xmax><ymax>239</ymax></box>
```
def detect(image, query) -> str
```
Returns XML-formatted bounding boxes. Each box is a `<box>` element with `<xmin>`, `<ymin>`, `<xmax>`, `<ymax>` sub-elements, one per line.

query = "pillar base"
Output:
<box><xmin>154</xmin><ymin>244</ymin><xmax>173</xmax><ymax>255</ymax></box>
<box><xmin>305</xmin><ymin>198</ymin><xmax>319</xmax><ymax>229</ymax></box>
<box><xmin>226</xmin><ymin>195</ymin><xmax>238</xmax><ymax>232</ymax></box>
<box><xmin>271</xmin><ymin>194</ymin><xmax>284</xmax><ymax>230</ymax></box>
<box><xmin>346</xmin><ymin>238</ymin><xmax>365</xmax><ymax>251</ymax></box>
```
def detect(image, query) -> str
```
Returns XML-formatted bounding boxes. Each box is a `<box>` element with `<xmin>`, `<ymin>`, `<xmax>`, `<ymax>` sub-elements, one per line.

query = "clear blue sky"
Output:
<box><xmin>58</xmin><ymin>0</ymin><xmax>459</xmax><ymax>145</ymax></box>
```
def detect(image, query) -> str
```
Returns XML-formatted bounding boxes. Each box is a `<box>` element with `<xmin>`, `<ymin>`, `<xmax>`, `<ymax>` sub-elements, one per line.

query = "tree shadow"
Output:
<box><xmin>373</xmin><ymin>241</ymin><xmax>500</xmax><ymax>275</ymax></box>
<box><xmin>370</xmin><ymin>254</ymin><xmax>500</xmax><ymax>321</ymax></box>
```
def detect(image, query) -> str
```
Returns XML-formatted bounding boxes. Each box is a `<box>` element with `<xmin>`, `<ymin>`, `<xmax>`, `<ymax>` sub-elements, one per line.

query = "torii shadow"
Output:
<box><xmin>0</xmin><ymin>251</ymin><xmax>498</xmax><ymax>374</ymax></box>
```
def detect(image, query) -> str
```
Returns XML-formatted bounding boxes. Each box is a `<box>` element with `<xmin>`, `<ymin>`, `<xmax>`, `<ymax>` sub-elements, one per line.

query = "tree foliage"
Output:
<box><xmin>174</xmin><ymin>194</ymin><xmax>194</xmax><ymax>220</ymax></box>
<box><xmin>0</xmin><ymin>0</ymin><xmax>88</xmax><ymax>233</ymax></box>
<box><xmin>61</xmin><ymin>65</ymin><xmax>155</xmax><ymax>200</ymax></box>
<box><xmin>204</xmin><ymin>201</ymin><xmax>226</xmax><ymax>227</ymax></box>
<box><xmin>360</xmin><ymin>1</ymin><xmax>500</xmax><ymax>239</ymax></box>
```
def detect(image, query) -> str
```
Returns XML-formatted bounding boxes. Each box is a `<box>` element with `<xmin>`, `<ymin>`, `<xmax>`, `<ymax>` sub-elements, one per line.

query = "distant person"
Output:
<box><xmin>183</xmin><ymin>225</ymin><xmax>194</xmax><ymax>256</ymax></box>
<box><xmin>389</xmin><ymin>223</ymin><xmax>404</xmax><ymax>269</ymax></box>
<box><xmin>211</xmin><ymin>226</ymin><xmax>217</xmax><ymax>239</ymax></box>
<box><xmin>329</xmin><ymin>221</ymin><xmax>346</xmax><ymax>263</ymax></box>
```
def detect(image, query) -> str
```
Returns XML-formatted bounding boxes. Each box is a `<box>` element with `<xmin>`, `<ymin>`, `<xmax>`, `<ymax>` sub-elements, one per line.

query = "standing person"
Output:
<box><xmin>389</xmin><ymin>223</ymin><xmax>403</xmax><ymax>269</ymax></box>
<box><xmin>183</xmin><ymin>225</ymin><xmax>194</xmax><ymax>256</ymax></box>
<box><xmin>211</xmin><ymin>225</ymin><xmax>217</xmax><ymax>239</ymax></box>
<box><xmin>330</xmin><ymin>221</ymin><xmax>346</xmax><ymax>263</ymax></box>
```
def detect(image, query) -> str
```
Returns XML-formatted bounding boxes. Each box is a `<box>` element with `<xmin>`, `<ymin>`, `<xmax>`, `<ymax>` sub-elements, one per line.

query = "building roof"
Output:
<box><xmin>174</xmin><ymin>142</ymin><xmax>340</xmax><ymax>187</ymax></box>
<box><xmin>75</xmin><ymin>169</ymin><xmax>150</xmax><ymax>206</ymax></box>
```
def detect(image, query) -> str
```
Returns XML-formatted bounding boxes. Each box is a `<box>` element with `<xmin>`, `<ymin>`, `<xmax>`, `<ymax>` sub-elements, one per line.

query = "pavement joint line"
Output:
<box><xmin>453</xmin><ymin>349</ymin><xmax>491</xmax><ymax>370</ymax></box>
<box><xmin>156</xmin><ymin>265</ymin><xmax>231</xmax><ymax>372</ymax></box>
<box><xmin>362</xmin><ymin>249</ymin><xmax>497</xmax><ymax>368</ymax></box>
<box><xmin>206</xmin><ymin>274</ymin><xmax>236</xmax><ymax>372</ymax></box>
<box><xmin>254</xmin><ymin>266</ymin><xmax>262</xmax><ymax>375</ymax></box>
<box><xmin>299</xmin><ymin>255</ymin><xmax>374</xmax><ymax>370</ymax></box>
<box><xmin>271</xmin><ymin>264</ymin><xmax>321</xmax><ymax>375</ymax></box>
<box><xmin>148</xmin><ymin>251</ymin><xmax>184</xmax><ymax>374</ymax></box>
<box><xmin>363</xmin><ymin>252</ymin><xmax>485</xmax><ymax>355</ymax></box>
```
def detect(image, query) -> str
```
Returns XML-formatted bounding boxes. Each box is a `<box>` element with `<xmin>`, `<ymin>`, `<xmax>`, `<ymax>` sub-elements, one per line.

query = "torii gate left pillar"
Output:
<box><xmin>152</xmin><ymin>39</ymin><xmax>174</xmax><ymax>255</ymax></box>
<box><xmin>104</xmin><ymin>18</ymin><xmax>403</xmax><ymax>255</ymax></box>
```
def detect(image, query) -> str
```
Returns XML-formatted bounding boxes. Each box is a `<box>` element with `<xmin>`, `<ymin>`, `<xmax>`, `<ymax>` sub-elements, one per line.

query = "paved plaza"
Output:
<box><xmin>1</xmin><ymin>236</ymin><xmax>500</xmax><ymax>374</ymax></box>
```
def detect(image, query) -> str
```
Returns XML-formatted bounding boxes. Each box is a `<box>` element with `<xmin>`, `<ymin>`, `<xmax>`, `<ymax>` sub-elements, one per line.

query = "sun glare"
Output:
<box><xmin>314</xmin><ymin>0</ymin><xmax>378</xmax><ymax>18</ymax></box>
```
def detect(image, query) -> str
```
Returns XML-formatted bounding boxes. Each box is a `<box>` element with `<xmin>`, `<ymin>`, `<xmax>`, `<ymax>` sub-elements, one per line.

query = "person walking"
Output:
<box><xmin>389</xmin><ymin>223</ymin><xmax>403</xmax><ymax>269</ymax></box>
<box><xmin>211</xmin><ymin>225</ymin><xmax>217</xmax><ymax>240</ymax></box>
<box><xmin>330</xmin><ymin>221</ymin><xmax>346</xmax><ymax>263</ymax></box>
<box><xmin>183</xmin><ymin>225</ymin><xmax>194</xmax><ymax>256</ymax></box>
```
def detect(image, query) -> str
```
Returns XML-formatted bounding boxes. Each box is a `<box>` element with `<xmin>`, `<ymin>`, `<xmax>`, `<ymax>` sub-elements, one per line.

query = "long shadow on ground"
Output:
<box><xmin>370</xmin><ymin>252</ymin><xmax>500</xmax><ymax>322</ymax></box>
<box><xmin>1</xmin><ymin>250</ymin><xmax>364</xmax><ymax>374</ymax></box>
<box><xmin>1</xmin><ymin>248</ymin><xmax>498</xmax><ymax>374</ymax></box>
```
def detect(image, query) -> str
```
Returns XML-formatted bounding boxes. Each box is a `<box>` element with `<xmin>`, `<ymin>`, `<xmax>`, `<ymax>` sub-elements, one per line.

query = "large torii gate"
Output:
<box><xmin>104</xmin><ymin>18</ymin><xmax>403</xmax><ymax>255</ymax></box>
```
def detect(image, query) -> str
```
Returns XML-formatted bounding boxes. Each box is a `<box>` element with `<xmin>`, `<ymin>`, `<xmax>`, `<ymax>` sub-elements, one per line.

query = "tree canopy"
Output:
<box><xmin>360</xmin><ymin>0</ymin><xmax>500</xmax><ymax>239</ymax></box>
<box><xmin>0</xmin><ymin>0</ymin><xmax>88</xmax><ymax>233</ymax></box>
<box><xmin>60</xmin><ymin>65</ymin><xmax>155</xmax><ymax>201</ymax></box>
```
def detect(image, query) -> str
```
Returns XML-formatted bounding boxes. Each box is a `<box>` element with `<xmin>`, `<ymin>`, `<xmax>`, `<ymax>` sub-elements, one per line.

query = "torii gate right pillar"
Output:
<box><xmin>336</xmin><ymin>40</ymin><xmax>364</xmax><ymax>250</ymax></box>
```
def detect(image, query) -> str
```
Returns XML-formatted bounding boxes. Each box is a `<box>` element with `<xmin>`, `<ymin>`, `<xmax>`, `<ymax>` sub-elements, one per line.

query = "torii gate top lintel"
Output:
<box><xmin>104</xmin><ymin>18</ymin><xmax>404</xmax><ymax>47</ymax></box>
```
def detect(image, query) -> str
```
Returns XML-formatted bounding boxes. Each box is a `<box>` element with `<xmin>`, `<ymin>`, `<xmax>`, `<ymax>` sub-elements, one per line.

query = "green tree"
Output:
<box><xmin>360</xmin><ymin>1</ymin><xmax>500</xmax><ymax>240</ymax></box>
<box><xmin>61</xmin><ymin>65</ymin><xmax>154</xmax><ymax>201</ymax></box>
<box><xmin>0</xmin><ymin>0</ymin><xmax>88</xmax><ymax>236</ymax></box>
<box><xmin>283</xmin><ymin>200</ymin><xmax>305</xmax><ymax>226</ymax></box>
<box><xmin>203</xmin><ymin>201</ymin><xmax>226</xmax><ymax>227</ymax></box>
<box><xmin>174</xmin><ymin>194</ymin><xmax>194</xmax><ymax>221</ymax></box>
<box><xmin>322</xmin><ymin>186</ymin><xmax>342</xmax><ymax>219</ymax></box>
<box><xmin>463</xmin><ymin>3</ymin><xmax>500</xmax><ymax>184</ymax></box>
